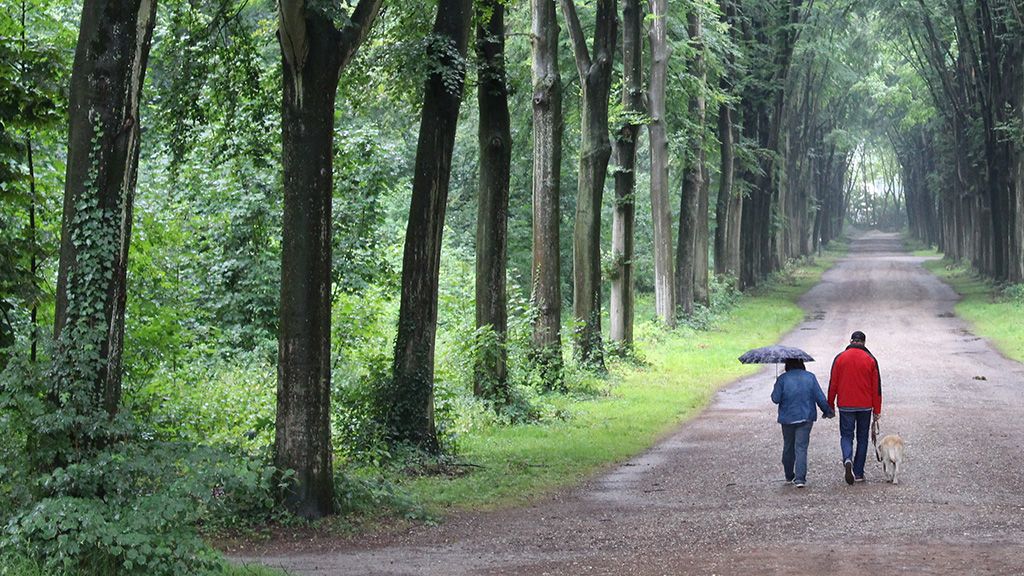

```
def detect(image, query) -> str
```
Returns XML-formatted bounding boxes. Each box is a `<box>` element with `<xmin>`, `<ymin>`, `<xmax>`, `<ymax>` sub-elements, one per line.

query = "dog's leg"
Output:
<box><xmin>892</xmin><ymin>459</ymin><xmax>899</xmax><ymax>485</ymax></box>
<box><xmin>882</xmin><ymin>459</ymin><xmax>889</xmax><ymax>482</ymax></box>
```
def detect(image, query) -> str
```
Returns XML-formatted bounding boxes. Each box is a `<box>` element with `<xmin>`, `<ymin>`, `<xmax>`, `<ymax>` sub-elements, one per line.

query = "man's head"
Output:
<box><xmin>850</xmin><ymin>330</ymin><xmax>866</xmax><ymax>344</ymax></box>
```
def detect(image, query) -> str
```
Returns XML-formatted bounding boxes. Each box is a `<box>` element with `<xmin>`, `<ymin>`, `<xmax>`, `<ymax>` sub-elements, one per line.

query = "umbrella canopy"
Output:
<box><xmin>738</xmin><ymin>344</ymin><xmax>814</xmax><ymax>364</ymax></box>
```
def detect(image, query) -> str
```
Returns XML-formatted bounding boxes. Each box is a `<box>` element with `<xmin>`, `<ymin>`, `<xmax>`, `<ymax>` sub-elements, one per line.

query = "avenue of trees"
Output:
<box><xmin>0</xmin><ymin>0</ymin><xmax>1022</xmax><ymax>572</ymax></box>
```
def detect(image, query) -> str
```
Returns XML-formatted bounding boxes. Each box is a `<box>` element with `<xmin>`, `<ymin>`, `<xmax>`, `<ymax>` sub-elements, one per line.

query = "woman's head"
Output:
<box><xmin>784</xmin><ymin>358</ymin><xmax>806</xmax><ymax>372</ymax></box>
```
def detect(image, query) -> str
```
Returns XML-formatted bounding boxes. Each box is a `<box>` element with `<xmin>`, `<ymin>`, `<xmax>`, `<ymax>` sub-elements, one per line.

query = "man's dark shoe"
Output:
<box><xmin>854</xmin><ymin>475</ymin><xmax>865</xmax><ymax>483</ymax></box>
<box><xmin>844</xmin><ymin>460</ymin><xmax>855</xmax><ymax>485</ymax></box>
<box><xmin>794</xmin><ymin>481</ymin><xmax>806</xmax><ymax>488</ymax></box>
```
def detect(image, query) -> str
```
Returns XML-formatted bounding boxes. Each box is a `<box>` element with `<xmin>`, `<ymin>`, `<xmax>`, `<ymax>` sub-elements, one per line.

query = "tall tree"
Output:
<box><xmin>561</xmin><ymin>0</ymin><xmax>617</xmax><ymax>369</ymax></box>
<box><xmin>52</xmin><ymin>0</ymin><xmax>157</xmax><ymax>420</ymax></box>
<box><xmin>609</xmin><ymin>0</ymin><xmax>643</xmax><ymax>349</ymax></box>
<box><xmin>714</xmin><ymin>98</ymin><xmax>737</xmax><ymax>278</ymax></box>
<box><xmin>713</xmin><ymin>0</ymin><xmax>737</xmax><ymax>280</ymax></box>
<box><xmin>675</xmin><ymin>7</ymin><xmax>706</xmax><ymax>316</ymax></box>
<box><xmin>388</xmin><ymin>0</ymin><xmax>474</xmax><ymax>450</ymax></box>
<box><xmin>276</xmin><ymin>0</ymin><xmax>383</xmax><ymax>519</ymax></box>
<box><xmin>530</xmin><ymin>0</ymin><xmax>565</xmax><ymax>387</ymax></box>
<box><xmin>647</xmin><ymin>0</ymin><xmax>675</xmax><ymax>326</ymax></box>
<box><xmin>474</xmin><ymin>0</ymin><xmax>512</xmax><ymax>400</ymax></box>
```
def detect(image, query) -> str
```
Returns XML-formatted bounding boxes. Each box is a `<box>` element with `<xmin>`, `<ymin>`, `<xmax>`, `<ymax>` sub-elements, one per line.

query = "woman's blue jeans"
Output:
<box><xmin>839</xmin><ymin>409</ymin><xmax>873</xmax><ymax>477</ymax></box>
<box><xmin>781</xmin><ymin>421</ymin><xmax>813</xmax><ymax>483</ymax></box>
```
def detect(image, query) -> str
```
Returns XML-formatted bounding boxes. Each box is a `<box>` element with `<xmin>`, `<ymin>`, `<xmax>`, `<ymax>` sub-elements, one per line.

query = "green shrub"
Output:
<box><xmin>129</xmin><ymin>350</ymin><xmax>277</xmax><ymax>453</ymax></box>
<box><xmin>0</xmin><ymin>354</ymin><xmax>286</xmax><ymax>576</ymax></box>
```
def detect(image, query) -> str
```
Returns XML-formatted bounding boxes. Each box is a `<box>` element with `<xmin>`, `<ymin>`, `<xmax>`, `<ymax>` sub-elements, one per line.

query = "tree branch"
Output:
<box><xmin>338</xmin><ymin>0</ymin><xmax>385</xmax><ymax>70</ymax></box>
<box><xmin>559</xmin><ymin>0</ymin><xmax>592</xmax><ymax>82</ymax></box>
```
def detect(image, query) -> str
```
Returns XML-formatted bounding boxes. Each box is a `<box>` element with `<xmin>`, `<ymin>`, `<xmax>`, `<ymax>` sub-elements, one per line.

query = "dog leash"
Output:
<box><xmin>871</xmin><ymin>418</ymin><xmax>881</xmax><ymax>462</ymax></box>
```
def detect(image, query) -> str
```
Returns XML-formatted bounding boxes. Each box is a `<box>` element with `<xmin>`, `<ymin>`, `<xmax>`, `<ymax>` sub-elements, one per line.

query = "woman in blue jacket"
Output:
<box><xmin>771</xmin><ymin>358</ymin><xmax>834</xmax><ymax>487</ymax></box>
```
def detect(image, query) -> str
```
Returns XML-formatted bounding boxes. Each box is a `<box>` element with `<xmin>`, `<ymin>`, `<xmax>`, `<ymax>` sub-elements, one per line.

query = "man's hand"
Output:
<box><xmin>873</xmin><ymin>412</ymin><xmax>881</xmax><ymax>422</ymax></box>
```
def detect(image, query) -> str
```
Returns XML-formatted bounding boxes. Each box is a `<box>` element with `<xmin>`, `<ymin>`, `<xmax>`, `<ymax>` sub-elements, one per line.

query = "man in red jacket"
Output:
<box><xmin>827</xmin><ymin>330</ymin><xmax>882</xmax><ymax>485</ymax></box>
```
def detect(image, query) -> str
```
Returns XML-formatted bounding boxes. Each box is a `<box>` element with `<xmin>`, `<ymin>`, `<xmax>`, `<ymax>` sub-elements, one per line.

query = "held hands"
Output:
<box><xmin>873</xmin><ymin>412</ymin><xmax>881</xmax><ymax>422</ymax></box>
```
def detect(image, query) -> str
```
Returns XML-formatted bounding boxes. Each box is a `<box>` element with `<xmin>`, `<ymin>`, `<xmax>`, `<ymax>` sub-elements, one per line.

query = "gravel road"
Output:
<box><xmin>238</xmin><ymin>231</ymin><xmax>1024</xmax><ymax>575</ymax></box>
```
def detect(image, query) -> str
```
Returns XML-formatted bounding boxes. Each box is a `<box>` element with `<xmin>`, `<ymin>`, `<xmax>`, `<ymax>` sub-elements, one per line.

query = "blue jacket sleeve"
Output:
<box><xmin>812</xmin><ymin>375</ymin><xmax>832</xmax><ymax>416</ymax></box>
<box><xmin>771</xmin><ymin>375</ymin><xmax>783</xmax><ymax>405</ymax></box>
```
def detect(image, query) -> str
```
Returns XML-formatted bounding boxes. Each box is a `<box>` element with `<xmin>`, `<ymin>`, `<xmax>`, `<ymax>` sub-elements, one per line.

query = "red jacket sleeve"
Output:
<box><xmin>873</xmin><ymin>358</ymin><xmax>882</xmax><ymax>414</ymax></box>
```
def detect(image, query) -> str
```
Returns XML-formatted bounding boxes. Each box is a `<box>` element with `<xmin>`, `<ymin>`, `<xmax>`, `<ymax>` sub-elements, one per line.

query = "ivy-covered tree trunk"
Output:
<box><xmin>609</xmin><ymin>0</ymin><xmax>642</xmax><ymax>350</ymax></box>
<box><xmin>561</xmin><ymin>0</ymin><xmax>617</xmax><ymax>369</ymax></box>
<box><xmin>474</xmin><ymin>0</ymin><xmax>511</xmax><ymax>401</ymax></box>
<box><xmin>53</xmin><ymin>0</ymin><xmax>157</xmax><ymax>418</ymax></box>
<box><xmin>647</xmin><ymin>0</ymin><xmax>675</xmax><ymax>327</ymax></box>
<box><xmin>389</xmin><ymin>0</ymin><xmax>473</xmax><ymax>450</ymax></box>
<box><xmin>530</xmin><ymin>0</ymin><xmax>564</xmax><ymax>388</ymax></box>
<box><xmin>276</xmin><ymin>0</ymin><xmax>382</xmax><ymax>519</ymax></box>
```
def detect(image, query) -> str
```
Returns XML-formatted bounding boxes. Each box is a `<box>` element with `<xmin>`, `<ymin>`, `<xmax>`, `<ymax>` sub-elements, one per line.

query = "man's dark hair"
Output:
<box><xmin>850</xmin><ymin>330</ymin><xmax>866</xmax><ymax>343</ymax></box>
<box><xmin>785</xmin><ymin>358</ymin><xmax>806</xmax><ymax>371</ymax></box>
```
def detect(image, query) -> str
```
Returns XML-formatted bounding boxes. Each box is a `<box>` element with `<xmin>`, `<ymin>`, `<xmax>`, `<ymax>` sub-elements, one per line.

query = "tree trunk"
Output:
<box><xmin>53</xmin><ymin>0</ymin><xmax>157</xmax><ymax>419</ymax></box>
<box><xmin>561</xmin><ymin>0</ymin><xmax>617</xmax><ymax>370</ymax></box>
<box><xmin>647</xmin><ymin>0</ymin><xmax>675</xmax><ymax>326</ymax></box>
<box><xmin>675</xmin><ymin>9</ymin><xmax>705</xmax><ymax>316</ymax></box>
<box><xmin>695</xmin><ymin>150</ymin><xmax>710</xmax><ymax>306</ymax></box>
<box><xmin>26</xmin><ymin>134</ymin><xmax>38</xmax><ymax>363</ymax></box>
<box><xmin>530</xmin><ymin>0</ymin><xmax>564</xmax><ymax>388</ymax></box>
<box><xmin>474</xmin><ymin>0</ymin><xmax>512</xmax><ymax>400</ymax></box>
<box><xmin>609</xmin><ymin>0</ymin><xmax>642</xmax><ymax>350</ymax></box>
<box><xmin>676</xmin><ymin>162</ymin><xmax>699</xmax><ymax>315</ymax></box>
<box><xmin>714</xmin><ymin>102</ymin><xmax>735</xmax><ymax>278</ymax></box>
<box><xmin>276</xmin><ymin>0</ymin><xmax>382</xmax><ymax>519</ymax></box>
<box><xmin>389</xmin><ymin>0</ymin><xmax>473</xmax><ymax>450</ymax></box>
<box><xmin>277</xmin><ymin>11</ymin><xmax>341</xmax><ymax>521</ymax></box>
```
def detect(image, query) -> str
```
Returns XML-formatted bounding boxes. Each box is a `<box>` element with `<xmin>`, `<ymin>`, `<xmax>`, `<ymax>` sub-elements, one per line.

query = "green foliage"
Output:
<box><xmin>0</xmin><ymin>351</ymin><xmax>285</xmax><ymax>576</ymax></box>
<box><xmin>131</xmin><ymin>350</ymin><xmax>277</xmax><ymax>451</ymax></box>
<box><xmin>678</xmin><ymin>273</ymin><xmax>742</xmax><ymax>330</ymax></box>
<box><xmin>0</xmin><ymin>0</ymin><xmax>70</xmax><ymax>362</ymax></box>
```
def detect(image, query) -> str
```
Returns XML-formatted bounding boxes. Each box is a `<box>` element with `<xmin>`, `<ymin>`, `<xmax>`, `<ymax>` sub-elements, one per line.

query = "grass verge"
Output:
<box><xmin>921</xmin><ymin>259</ymin><xmax>1024</xmax><ymax>363</ymax></box>
<box><xmin>401</xmin><ymin>243</ymin><xmax>847</xmax><ymax>513</ymax></box>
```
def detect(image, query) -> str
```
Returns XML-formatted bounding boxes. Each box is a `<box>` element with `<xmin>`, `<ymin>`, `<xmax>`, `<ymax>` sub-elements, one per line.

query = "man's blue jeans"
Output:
<box><xmin>781</xmin><ymin>421</ymin><xmax>813</xmax><ymax>483</ymax></box>
<box><xmin>839</xmin><ymin>410</ymin><xmax>872</xmax><ymax>477</ymax></box>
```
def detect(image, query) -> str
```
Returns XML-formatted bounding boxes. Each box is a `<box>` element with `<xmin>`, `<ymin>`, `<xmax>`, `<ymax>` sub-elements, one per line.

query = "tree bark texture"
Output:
<box><xmin>646</xmin><ymin>0</ymin><xmax>675</xmax><ymax>326</ymax></box>
<box><xmin>530</xmin><ymin>0</ymin><xmax>564</xmax><ymax>388</ymax></box>
<box><xmin>389</xmin><ymin>0</ymin><xmax>473</xmax><ymax>450</ymax></box>
<box><xmin>474</xmin><ymin>0</ymin><xmax>512</xmax><ymax>400</ymax></box>
<box><xmin>276</xmin><ymin>0</ymin><xmax>382</xmax><ymax>519</ymax></box>
<box><xmin>695</xmin><ymin>150</ymin><xmax>710</xmax><ymax>306</ymax></box>
<box><xmin>609</xmin><ymin>0</ymin><xmax>642</xmax><ymax>349</ymax></box>
<box><xmin>561</xmin><ymin>0</ymin><xmax>616</xmax><ymax>369</ymax></box>
<box><xmin>53</xmin><ymin>0</ymin><xmax>157</xmax><ymax>418</ymax></box>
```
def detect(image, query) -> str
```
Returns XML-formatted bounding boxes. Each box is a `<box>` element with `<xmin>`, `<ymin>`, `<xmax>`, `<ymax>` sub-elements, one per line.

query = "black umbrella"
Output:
<box><xmin>738</xmin><ymin>344</ymin><xmax>814</xmax><ymax>364</ymax></box>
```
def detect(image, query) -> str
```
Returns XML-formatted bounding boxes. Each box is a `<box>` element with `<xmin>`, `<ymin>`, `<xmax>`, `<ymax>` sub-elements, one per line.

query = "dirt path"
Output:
<box><xmin>239</xmin><ymin>231</ymin><xmax>1024</xmax><ymax>575</ymax></box>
